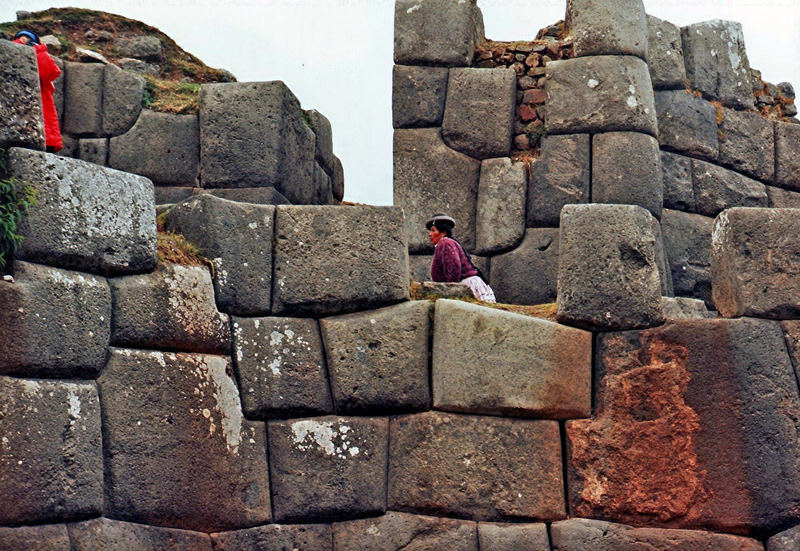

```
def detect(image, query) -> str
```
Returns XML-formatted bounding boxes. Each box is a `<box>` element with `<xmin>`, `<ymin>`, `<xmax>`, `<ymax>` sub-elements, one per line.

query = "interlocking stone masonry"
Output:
<box><xmin>475</xmin><ymin>157</ymin><xmax>526</xmax><ymax>254</ymax></box>
<box><xmin>68</xmin><ymin>518</ymin><xmax>213</xmax><ymax>551</ymax></box>
<box><xmin>392</xmin><ymin>65</ymin><xmax>449</xmax><ymax>128</ymax></box>
<box><xmin>491</xmin><ymin>228</ymin><xmax>559</xmax><ymax>305</ymax></box>
<box><xmin>646</xmin><ymin>16</ymin><xmax>686</xmax><ymax>89</ymax></box>
<box><xmin>567</xmin><ymin>0</ymin><xmax>648</xmax><ymax>58</ymax></box>
<box><xmin>394</xmin><ymin>0</ymin><xmax>483</xmax><ymax>66</ymax></box>
<box><xmin>0</xmin><ymin>40</ymin><xmax>45</xmax><ymax>150</ymax></box>
<box><xmin>333</xmin><ymin>512</ymin><xmax>478</xmax><ymax>551</ymax></box>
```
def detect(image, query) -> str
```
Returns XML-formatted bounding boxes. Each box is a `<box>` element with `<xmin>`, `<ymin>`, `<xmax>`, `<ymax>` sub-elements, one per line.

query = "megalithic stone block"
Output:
<box><xmin>713</xmin><ymin>207</ymin><xmax>800</xmax><ymax>318</ymax></box>
<box><xmin>102</xmin><ymin>64</ymin><xmax>144</xmax><ymax>136</ymax></box>
<box><xmin>478</xmin><ymin>522</ymin><xmax>550</xmax><ymax>551</ymax></box>
<box><xmin>68</xmin><ymin>518</ymin><xmax>213</xmax><ymax>550</ymax></box>
<box><xmin>0</xmin><ymin>40</ymin><xmax>45</xmax><ymax>150</ymax></box>
<box><xmin>661</xmin><ymin>151</ymin><xmax>694</xmax><ymax>212</ymax></box>
<box><xmin>776</xmin><ymin>121</ymin><xmax>800</xmax><ymax>192</ymax></box>
<box><xmin>332</xmin><ymin>155</ymin><xmax>345</xmax><ymax>202</ymax></box>
<box><xmin>647</xmin><ymin>16</ymin><xmax>686</xmax><ymax>89</ymax></box>
<box><xmin>475</xmin><ymin>157</ymin><xmax>526</xmax><ymax>254</ymax></box>
<box><xmin>333</xmin><ymin>512</ymin><xmax>478</xmax><ymax>551</ymax></box>
<box><xmin>661</xmin><ymin>209</ymin><xmax>714</xmax><ymax>305</ymax></box>
<box><xmin>77</xmin><ymin>137</ymin><xmax>108</xmax><ymax>165</ymax></box>
<box><xmin>306</xmin><ymin>109</ymin><xmax>334</xmax><ymax>175</ymax></box>
<box><xmin>211</xmin><ymin>524</ymin><xmax>331</xmax><ymax>551</ymax></box>
<box><xmin>692</xmin><ymin>159</ymin><xmax>767</xmax><ymax>217</ymax></box>
<box><xmin>491</xmin><ymin>228</ymin><xmax>559</xmax><ymax>305</ymax></box>
<box><xmin>718</xmin><ymin>106</ymin><xmax>774</xmax><ymax>183</ymax></box>
<box><xmin>62</xmin><ymin>61</ymin><xmax>104</xmax><ymax>136</ymax></box>
<box><xmin>566</xmin><ymin>0</ymin><xmax>648</xmax><ymax>58</ymax></box>
<box><xmin>7</xmin><ymin>148</ymin><xmax>157</xmax><ymax>276</ymax></box>
<box><xmin>0</xmin><ymin>525</ymin><xmax>71</xmax><ymax>551</ymax></box>
<box><xmin>392</xmin><ymin>65</ymin><xmax>449</xmax><ymax>128</ymax></box>
<box><xmin>769</xmin><ymin>524</ymin><xmax>800</xmax><ymax>551</ymax></box>
<box><xmin>557</xmin><ymin>204</ymin><xmax>664</xmax><ymax>331</ymax></box>
<box><xmin>197</xmin><ymin>187</ymin><xmax>290</xmax><ymax>206</ymax></box>
<box><xmin>654</xmin><ymin>90</ymin><xmax>719</xmax><ymax>161</ymax></box>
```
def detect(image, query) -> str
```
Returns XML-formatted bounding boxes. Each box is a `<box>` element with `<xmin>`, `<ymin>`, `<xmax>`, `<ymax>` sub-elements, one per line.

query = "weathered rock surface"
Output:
<box><xmin>661</xmin><ymin>151</ymin><xmax>694</xmax><ymax>211</ymax></box>
<box><xmin>98</xmin><ymin>348</ymin><xmax>271</xmax><ymax>531</ymax></box>
<box><xmin>114</xmin><ymin>35</ymin><xmax>163</xmax><ymax>62</ymax></box>
<box><xmin>394</xmin><ymin>128</ymin><xmax>481</xmax><ymax>252</ymax></box>
<box><xmin>662</xmin><ymin>209</ymin><xmax>713</xmax><ymax>304</ymax></box>
<box><xmin>211</xmin><ymin>523</ymin><xmax>331</xmax><ymax>551</ymax></box>
<box><xmin>78</xmin><ymin>137</ymin><xmax>107</xmax><ymax>165</ymax></box>
<box><xmin>442</xmin><ymin>68</ymin><xmax>516</xmax><ymax>159</ymax></box>
<box><xmin>661</xmin><ymin>296</ymin><xmax>715</xmax><ymax>320</ymax></box>
<box><xmin>163</xmin><ymin>194</ymin><xmax>274</xmax><ymax>315</ymax></box>
<box><xmin>413</xmin><ymin>280</ymin><xmax>475</xmax><ymax>300</ymax></box>
<box><xmin>68</xmin><ymin>518</ymin><xmax>213</xmax><ymax>550</ymax></box>
<box><xmin>767</xmin><ymin>185</ymin><xmax>800</xmax><ymax>209</ymax></box>
<box><xmin>654</xmin><ymin>90</ymin><xmax>719</xmax><ymax>160</ymax></box>
<box><xmin>394</xmin><ymin>0</ymin><xmax>482</xmax><ymax>66</ymax></box>
<box><xmin>119</xmin><ymin>57</ymin><xmax>160</xmax><ymax>75</ymax></box>
<box><xmin>102</xmin><ymin>64</ymin><xmax>144</xmax><ymax>135</ymax></box>
<box><xmin>478</xmin><ymin>522</ymin><xmax>550</xmax><ymax>551</ymax></box>
<box><xmin>692</xmin><ymin>159</ymin><xmax>767</xmax><ymax>217</ymax></box>
<box><xmin>527</xmin><ymin>134</ymin><xmax>590</xmax><ymax>227</ymax></box>
<box><xmin>320</xmin><ymin>301</ymin><xmax>431</xmax><ymax>414</ymax></box>
<box><xmin>0</xmin><ymin>40</ymin><xmax>45</xmax><ymax>150</ymax></box>
<box><xmin>592</xmin><ymin>132</ymin><xmax>662</xmax><ymax>218</ymax></box>
<box><xmin>557</xmin><ymin>204</ymin><xmax>664</xmax><ymax>331</ymax></box>
<box><xmin>569</xmin><ymin>318</ymin><xmax>800</xmax><ymax>533</ymax></box>
<box><xmin>306</xmin><ymin>109</ymin><xmax>334</xmax><ymax>175</ymax></box>
<box><xmin>333</xmin><ymin>512</ymin><xmax>478</xmax><ymax>551</ymax></box>
<box><xmin>433</xmin><ymin>299</ymin><xmax>591</xmax><ymax>417</ymax></box>
<box><xmin>567</xmin><ymin>0</ymin><xmax>648</xmax><ymax>58</ymax></box>
<box><xmin>272</xmin><ymin>205</ymin><xmax>409</xmax><ymax>316</ymax></box>
<box><xmin>713</xmin><ymin>207</ymin><xmax>800</xmax><ymax>318</ymax></box>
<box><xmin>776</xmin><ymin>121</ymin><xmax>800</xmax><ymax>192</ymax></box>
<box><xmin>109</xmin><ymin>110</ymin><xmax>200</xmax><ymax>185</ymax></box>
<box><xmin>155</xmin><ymin>186</ymin><xmax>194</xmax><ymax>205</ymax></box>
<box><xmin>197</xmin><ymin>187</ymin><xmax>290</xmax><ymax>205</ymax></box>
<box><xmin>389</xmin><ymin>411</ymin><xmax>565</xmax><ymax>521</ymax></box>
<box><xmin>652</xmin><ymin>217</ymin><xmax>674</xmax><ymax>297</ymax></box>
<box><xmin>53</xmin><ymin>57</ymin><xmax>64</xmax><ymax>123</ymax></box>
<box><xmin>0</xmin><ymin>377</ymin><xmax>102</xmax><ymax>524</ymax></box>
<box><xmin>269</xmin><ymin>416</ymin><xmax>389</xmax><ymax>522</ymax></box>
<box><xmin>647</xmin><ymin>16</ymin><xmax>686</xmax><ymax>89</ymax></box>
<box><xmin>0</xmin><ymin>525</ymin><xmax>70</xmax><ymax>550</ymax></box>
<box><xmin>0</xmin><ymin>261</ymin><xmax>110</xmax><ymax>377</ymax></box>
<box><xmin>332</xmin><ymin>156</ymin><xmax>345</xmax><ymax>202</ymax></box>
<box><xmin>110</xmin><ymin>262</ymin><xmax>230</xmax><ymax>353</ymax></box>
<box><xmin>392</xmin><ymin>65</ymin><xmax>449</xmax><ymax>128</ymax></box>
<box><xmin>545</xmin><ymin>56</ymin><xmax>657</xmax><ymax>136</ymax></box>
<box><xmin>232</xmin><ymin>316</ymin><xmax>332</xmax><ymax>418</ymax></box>
<box><xmin>475</xmin><ymin>157</ymin><xmax>526</xmax><ymax>254</ymax></box>
<box><xmin>768</xmin><ymin>524</ymin><xmax>800</xmax><ymax>551</ymax></box>
<box><xmin>718</xmin><ymin>107</ymin><xmax>774</xmax><ymax>182</ymax></box>
<box><xmin>62</xmin><ymin>62</ymin><xmax>104</xmax><ymax>135</ymax></box>
<box><xmin>8</xmin><ymin>148</ymin><xmax>157</xmax><ymax>275</ymax></box>
<box><xmin>491</xmin><ymin>228</ymin><xmax>559</xmax><ymax>305</ymax></box>
<box><xmin>312</xmin><ymin>162</ymin><xmax>333</xmax><ymax>205</ymax></box>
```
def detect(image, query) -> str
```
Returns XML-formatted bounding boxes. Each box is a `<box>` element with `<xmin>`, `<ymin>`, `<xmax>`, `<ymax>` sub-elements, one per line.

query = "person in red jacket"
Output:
<box><xmin>13</xmin><ymin>30</ymin><xmax>62</xmax><ymax>152</ymax></box>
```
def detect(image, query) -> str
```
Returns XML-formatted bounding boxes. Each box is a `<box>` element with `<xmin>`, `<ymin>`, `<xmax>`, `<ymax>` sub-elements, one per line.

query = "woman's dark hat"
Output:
<box><xmin>425</xmin><ymin>213</ymin><xmax>456</xmax><ymax>230</ymax></box>
<box><xmin>14</xmin><ymin>30</ymin><xmax>40</xmax><ymax>45</ymax></box>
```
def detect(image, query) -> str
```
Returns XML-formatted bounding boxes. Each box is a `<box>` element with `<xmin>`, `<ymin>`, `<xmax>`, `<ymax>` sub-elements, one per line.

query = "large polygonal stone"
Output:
<box><xmin>661</xmin><ymin>296</ymin><xmax>715</xmax><ymax>321</ymax></box>
<box><xmin>475</xmin><ymin>157</ymin><xmax>526</xmax><ymax>254</ymax></box>
<box><xmin>433</xmin><ymin>299</ymin><xmax>591</xmax><ymax>417</ymax></box>
<box><xmin>392</xmin><ymin>65</ymin><xmax>449</xmax><ymax>128</ymax></box>
<box><xmin>718</xmin><ymin>107</ymin><xmax>774</xmax><ymax>182</ymax></box>
<box><xmin>661</xmin><ymin>209</ymin><xmax>713</xmax><ymax>304</ymax></box>
<box><xmin>231</xmin><ymin>316</ymin><xmax>332</xmax><ymax>418</ymax></box>
<box><xmin>442</xmin><ymin>68</ymin><xmax>516</xmax><ymax>159</ymax></box>
<box><xmin>661</xmin><ymin>151</ymin><xmax>694</xmax><ymax>211</ymax></box>
<box><xmin>102</xmin><ymin>64</ymin><xmax>144</xmax><ymax>136</ymax></box>
<box><xmin>200</xmin><ymin>81</ymin><xmax>315</xmax><ymax>204</ymax></box>
<box><xmin>389</xmin><ymin>411</ymin><xmax>565</xmax><ymax>521</ymax></box>
<box><xmin>77</xmin><ymin>137</ymin><xmax>107</xmax><ymax>165</ymax></box>
<box><xmin>312</xmin><ymin>161</ymin><xmax>334</xmax><ymax>205</ymax></box>
<box><xmin>68</xmin><ymin>518</ymin><xmax>213</xmax><ymax>550</ymax></box>
<box><xmin>0</xmin><ymin>525</ymin><xmax>70</xmax><ymax>551</ymax></box>
<box><xmin>62</xmin><ymin>62</ymin><xmax>104</xmax><ymax>136</ymax></box>
<box><xmin>769</xmin><ymin>524</ymin><xmax>800</xmax><ymax>551</ymax></box>
<box><xmin>98</xmin><ymin>348</ymin><xmax>271</xmax><ymax>531</ymax></box>
<box><xmin>320</xmin><ymin>301</ymin><xmax>431</xmax><ymax>414</ymax></box>
<box><xmin>272</xmin><ymin>205</ymin><xmax>409</xmax><ymax>316</ymax></box>
<box><xmin>647</xmin><ymin>16</ymin><xmax>686</xmax><ymax>89</ymax></box>
<box><xmin>557</xmin><ymin>204</ymin><xmax>664</xmax><ymax>331</ymax></box>
<box><xmin>0</xmin><ymin>378</ymin><xmax>102</xmax><ymax>524</ymax></box>
<box><xmin>775</xmin><ymin>121</ymin><xmax>800</xmax><ymax>192</ymax></box>
<box><xmin>479</xmin><ymin>523</ymin><xmax>550</xmax><ymax>551</ymax></box>
<box><xmin>53</xmin><ymin>57</ymin><xmax>64</xmax><ymax>125</ymax></box>
<box><xmin>654</xmin><ymin>90</ymin><xmax>718</xmax><ymax>160</ymax></box>
<box><xmin>394</xmin><ymin>128</ymin><xmax>481</xmax><ymax>252</ymax></box>
<box><xmin>211</xmin><ymin>524</ymin><xmax>331</xmax><ymax>551</ymax></box>
<box><xmin>567</xmin><ymin>0</ymin><xmax>647</xmax><ymax>58</ymax></box>
<box><xmin>155</xmin><ymin>186</ymin><xmax>194</xmax><ymax>205</ymax></box>
<box><xmin>332</xmin><ymin>156</ymin><xmax>345</xmax><ymax>202</ymax></box>
<box><xmin>269</xmin><ymin>416</ymin><xmax>389</xmax><ymax>522</ymax></box>
<box><xmin>592</xmin><ymin>132</ymin><xmax>662</xmax><ymax>218</ymax></box>
<box><xmin>551</xmin><ymin>518</ymin><xmax>762</xmax><ymax>550</ymax></box>
<box><xmin>527</xmin><ymin>134</ymin><xmax>590</xmax><ymax>227</ymax></box>
<box><xmin>306</xmin><ymin>109</ymin><xmax>334</xmax><ymax>175</ymax></box>
<box><xmin>681</xmin><ymin>20</ymin><xmax>754</xmax><ymax>109</ymax></box>
<box><xmin>692</xmin><ymin>159</ymin><xmax>767</xmax><ymax>217</ymax></box>
<box><xmin>394</xmin><ymin>0</ymin><xmax>483</xmax><ymax>66</ymax></box>
<box><xmin>545</xmin><ymin>56</ymin><xmax>657</xmax><ymax>136</ymax></box>
<box><xmin>0</xmin><ymin>261</ymin><xmax>110</xmax><ymax>378</ymax></box>
<box><xmin>491</xmin><ymin>228</ymin><xmax>559</xmax><ymax>305</ymax></box>
<box><xmin>163</xmin><ymin>194</ymin><xmax>274</xmax><ymax>315</ymax></box>
<box><xmin>651</xmin><ymin>216</ymin><xmax>674</xmax><ymax>297</ymax></box>
<box><xmin>109</xmin><ymin>110</ymin><xmax>200</xmax><ymax>185</ymax></box>
<box><xmin>199</xmin><ymin>187</ymin><xmax>290</xmax><ymax>205</ymax></box>
<box><xmin>333</xmin><ymin>512</ymin><xmax>478</xmax><ymax>551</ymax></box>
<box><xmin>767</xmin><ymin>185</ymin><xmax>800</xmax><ymax>209</ymax></box>
<box><xmin>0</xmin><ymin>40</ymin><xmax>45</xmax><ymax>150</ymax></box>
<box><xmin>569</xmin><ymin>319</ymin><xmax>800</xmax><ymax>533</ymax></box>
<box><xmin>114</xmin><ymin>36</ymin><xmax>163</xmax><ymax>62</ymax></box>
<box><xmin>8</xmin><ymin>148</ymin><xmax>157</xmax><ymax>275</ymax></box>
<box><xmin>713</xmin><ymin>207</ymin><xmax>800</xmax><ymax>318</ymax></box>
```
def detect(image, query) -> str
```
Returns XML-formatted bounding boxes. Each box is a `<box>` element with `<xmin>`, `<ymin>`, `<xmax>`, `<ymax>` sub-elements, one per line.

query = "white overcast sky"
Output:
<box><xmin>2</xmin><ymin>1</ymin><xmax>798</xmax><ymax>205</ymax></box>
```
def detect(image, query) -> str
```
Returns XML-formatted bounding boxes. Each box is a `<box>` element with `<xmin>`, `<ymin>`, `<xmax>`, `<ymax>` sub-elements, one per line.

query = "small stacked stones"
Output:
<box><xmin>752</xmin><ymin>74</ymin><xmax>798</xmax><ymax>120</ymax></box>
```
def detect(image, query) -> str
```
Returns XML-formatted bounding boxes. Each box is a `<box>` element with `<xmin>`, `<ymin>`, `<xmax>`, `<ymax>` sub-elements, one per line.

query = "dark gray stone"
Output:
<box><xmin>769</xmin><ymin>524</ymin><xmax>800</xmax><ymax>551</ymax></box>
<box><xmin>654</xmin><ymin>90</ymin><xmax>719</xmax><ymax>160</ymax></box>
<box><xmin>692</xmin><ymin>158</ymin><xmax>767</xmax><ymax>217</ymax></box>
<box><xmin>0</xmin><ymin>377</ymin><xmax>102</xmax><ymax>524</ymax></box>
<box><xmin>114</xmin><ymin>35</ymin><xmax>163</xmax><ymax>62</ymax></box>
<box><xmin>102</xmin><ymin>63</ymin><xmax>144</xmax><ymax>136</ymax></box>
<box><xmin>767</xmin><ymin>185</ymin><xmax>800</xmax><ymax>208</ymax></box>
<box><xmin>269</xmin><ymin>416</ymin><xmax>389</xmax><ymax>522</ymax></box>
<box><xmin>332</xmin><ymin>156</ymin><xmax>345</xmax><ymax>202</ymax></box>
<box><xmin>42</xmin><ymin>35</ymin><xmax>64</xmax><ymax>53</ymax></box>
<box><xmin>394</xmin><ymin>128</ymin><xmax>481</xmax><ymax>252</ymax></box>
<box><xmin>662</xmin><ymin>296</ymin><xmax>715</xmax><ymax>320</ymax></box>
<box><xmin>409</xmin><ymin>254</ymin><xmax>489</xmax><ymax>284</ymax></box>
<box><xmin>313</xmin><ymin>161</ymin><xmax>334</xmax><ymax>205</ymax></box>
<box><xmin>776</xmin><ymin>121</ymin><xmax>800</xmax><ymax>192</ymax></box>
<box><xmin>200</xmin><ymin>82</ymin><xmax>315</xmax><ymax>205</ymax></box>
<box><xmin>0</xmin><ymin>40</ymin><xmax>45</xmax><ymax>150</ymax></box>
<box><xmin>491</xmin><ymin>228</ymin><xmax>559</xmax><ymax>305</ymax></box>
<box><xmin>0</xmin><ymin>261</ymin><xmax>110</xmax><ymax>378</ymax></box>
<box><xmin>392</xmin><ymin>65</ymin><xmax>449</xmax><ymax>128</ymax></box>
<box><xmin>155</xmin><ymin>186</ymin><xmax>194</xmax><ymax>205</ymax></box>
<box><xmin>8</xmin><ymin>149</ymin><xmax>157</xmax><ymax>275</ymax></box>
<box><xmin>681</xmin><ymin>20</ymin><xmax>754</xmax><ymax>109</ymax></box>
<box><xmin>567</xmin><ymin>0</ymin><xmax>647</xmax><ymax>58</ymax></box>
<box><xmin>118</xmin><ymin>57</ymin><xmax>160</xmax><ymax>76</ymax></box>
<box><xmin>68</xmin><ymin>518</ymin><xmax>213</xmax><ymax>550</ymax></box>
<box><xmin>413</xmin><ymin>280</ymin><xmax>474</xmax><ymax>300</ymax></box>
<box><xmin>53</xmin><ymin>57</ymin><xmax>64</xmax><ymax>124</ymax></box>
<box><xmin>98</xmin><ymin>348</ymin><xmax>271</xmax><ymax>531</ymax></box>
<box><xmin>0</xmin><ymin>525</ymin><xmax>71</xmax><ymax>550</ymax></box>
<box><xmin>652</xmin><ymin>216</ymin><xmax>674</xmax><ymax>297</ymax></box>
<box><xmin>713</xmin><ymin>207</ymin><xmax>800</xmax><ymax>318</ymax></box>
<box><xmin>661</xmin><ymin>209</ymin><xmax>713</xmax><ymax>304</ymax></box>
<box><xmin>394</xmin><ymin>0</ymin><xmax>482</xmax><ymax>66</ymax></box>
<box><xmin>59</xmin><ymin>134</ymin><xmax>78</xmax><ymax>157</ymax></box>
<box><xmin>197</xmin><ymin>187</ymin><xmax>291</xmax><ymax>205</ymax></box>
<box><xmin>661</xmin><ymin>151</ymin><xmax>694</xmax><ymax>211</ymax></box>
<box><xmin>334</xmin><ymin>512</ymin><xmax>478</xmax><ymax>551</ymax></box>
<box><xmin>77</xmin><ymin>137</ymin><xmax>107</xmax><ymax>165</ymax></box>
<box><xmin>110</xmin><ymin>263</ymin><xmax>230</xmax><ymax>354</ymax></box>
<box><xmin>592</xmin><ymin>132</ymin><xmax>663</xmax><ymax>218</ymax></box>
<box><xmin>442</xmin><ymin>68</ymin><xmax>516</xmax><ymax>159</ymax></box>
<box><xmin>479</xmin><ymin>522</ymin><xmax>550</xmax><ymax>551</ymax></box>
<box><xmin>272</xmin><ymin>205</ymin><xmax>409</xmax><ymax>316</ymax></box>
<box><xmin>718</xmin><ymin>106</ymin><xmax>774</xmax><ymax>182</ymax></box>
<box><xmin>307</xmin><ymin>109</ymin><xmax>334</xmax><ymax>175</ymax></box>
<box><xmin>527</xmin><ymin>134</ymin><xmax>590</xmax><ymax>227</ymax></box>
<box><xmin>389</xmin><ymin>411</ymin><xmax>565</xmax><ymax>521</ymax></box>
<box><xmin>62</xmin><ymin>62</ymin><xmax>104</xmax><ymax>136</ymax></box>
<box><xmin>231</xmin><ymin>316</ymin><xmax>332</xmax><ymax>418</ymax></box>
<box><xmin>320</xmin><ymin>301</ymin><xmax>431</xmax><ymax>414</ymax></box>
<box><xmin>433</xmin><ymin>299</ymin><xmax>591</xmax><ymax>418</ymax></box>
<box><xmin>475</xmin><ymin>157</ymin><xmax>526</xmax><ymax>254</ymax></box>
<box><xmin>109</xmin><ymin>109</ymin><xmax>200</xmax><ymax>185</ymax></box>
<box><xmin>647</xmin><ymin>16</ymin><xmax>686</xmax><ymax>89</ymax></box>
<box><xmin>163</xmin><ymin>194</ymin><xmax>274</xmax><ymax>315</ymax></box>
<box><xmin>211</xmin><ymin>524</ymin><xmax>331</xmax><ymax>551</ymax></box>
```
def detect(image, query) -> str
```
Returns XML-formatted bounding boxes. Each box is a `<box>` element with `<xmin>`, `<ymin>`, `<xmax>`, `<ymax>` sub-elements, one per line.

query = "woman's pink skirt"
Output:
<box><xmin>461</xmin><ymin>275</ymin><xmax>496</xmax><ymax>303</ymax></box>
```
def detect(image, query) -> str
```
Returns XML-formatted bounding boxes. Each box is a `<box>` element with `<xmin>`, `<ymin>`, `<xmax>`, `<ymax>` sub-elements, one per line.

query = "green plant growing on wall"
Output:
<box><xmin>0</xmin><ymin>153</ymin><xmax>37</xmax><ymax>273</ymax></box>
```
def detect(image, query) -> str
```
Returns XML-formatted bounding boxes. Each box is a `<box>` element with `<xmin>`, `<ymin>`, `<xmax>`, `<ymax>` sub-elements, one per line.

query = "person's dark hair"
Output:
<box><xmin>431</xmin><ymin>219</ymin><xmax>453</xmax><ymax>237</ymax></box>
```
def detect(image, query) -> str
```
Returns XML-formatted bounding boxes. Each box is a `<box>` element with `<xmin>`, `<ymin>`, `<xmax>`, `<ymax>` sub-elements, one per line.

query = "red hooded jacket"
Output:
<box><xmin>14</xmin><ymin>40</ymin><xmax>62</xmax><ymax>151</ymax></box>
